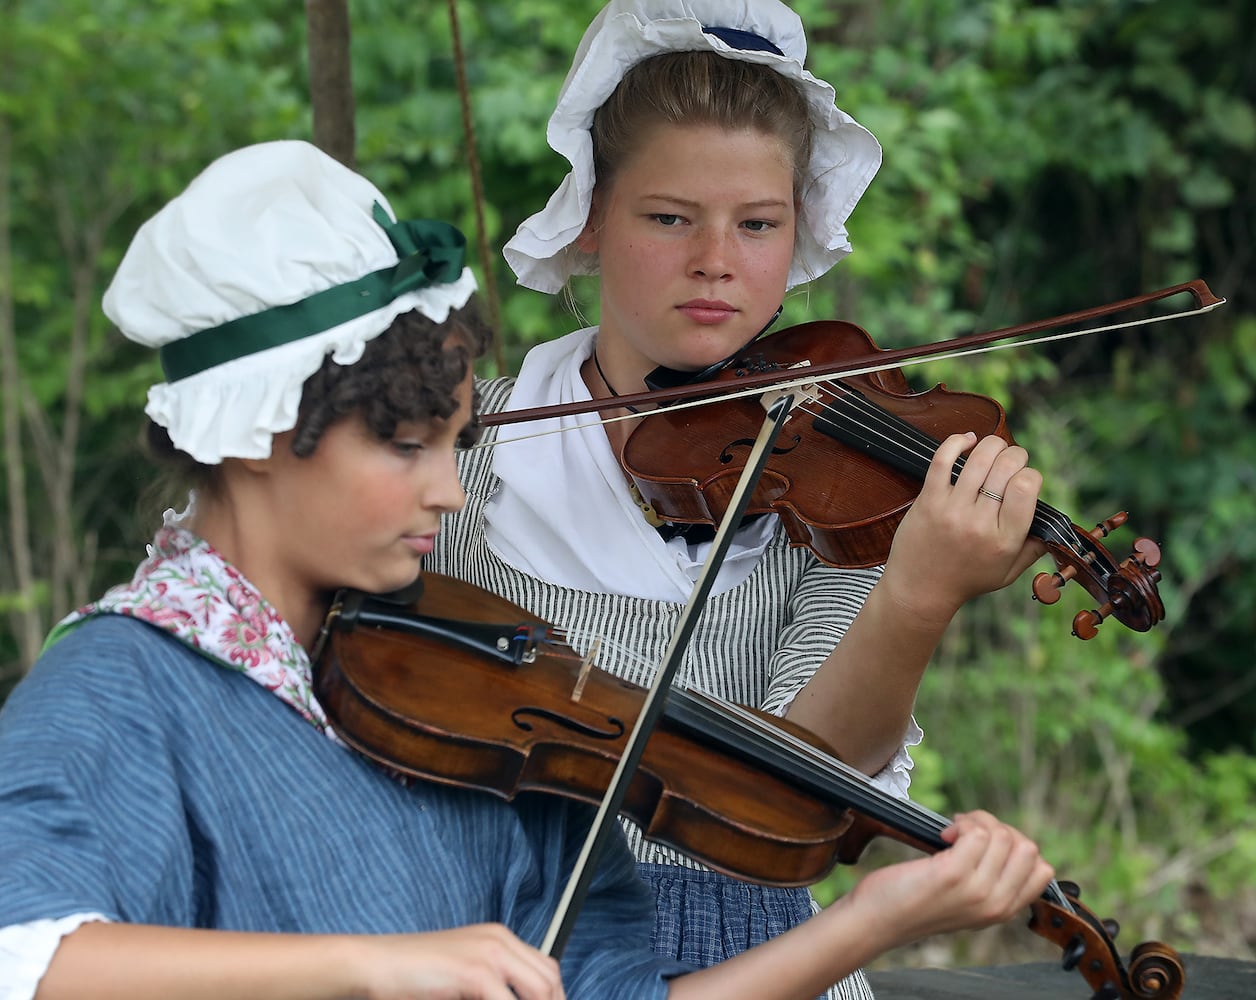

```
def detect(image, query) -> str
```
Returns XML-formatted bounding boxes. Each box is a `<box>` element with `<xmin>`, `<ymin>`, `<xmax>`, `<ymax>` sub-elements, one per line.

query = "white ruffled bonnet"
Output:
<box><xmin>103</xmin><ymin>139</ymin><xmax>478</xmax><ymax>464</ymax></box>
<box><xmin>503</xmin><ymin>0</ymin><xmax>882</xmax><ymax>293</ymax></box>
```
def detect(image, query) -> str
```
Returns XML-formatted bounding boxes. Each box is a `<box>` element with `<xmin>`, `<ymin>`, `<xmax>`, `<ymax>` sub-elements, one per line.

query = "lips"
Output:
<box><xmin>403</xmin><ymin>534</ymin><xmax>437</xmax><ymax>556</ymax></box>
<box><xmin>677</xmin><ymin>299</ymin><xmax>737</xmax><ymax>324</ymax></box>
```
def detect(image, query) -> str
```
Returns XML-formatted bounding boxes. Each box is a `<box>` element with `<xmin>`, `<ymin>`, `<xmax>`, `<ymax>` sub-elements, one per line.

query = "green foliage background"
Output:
<box><xmin>2</xmin><ymin>0</ymin><xmax>1253</xmax><ymax>968</ymax></box>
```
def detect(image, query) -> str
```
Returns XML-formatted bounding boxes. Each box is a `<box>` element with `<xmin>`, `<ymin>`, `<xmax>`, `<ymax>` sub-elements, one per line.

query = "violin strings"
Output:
<box><xmin>524</xmin><ymin>621</ymin><xmax>1080</xmax><ymax>909</ymax></box>
<box><xmin>797</xmin><ymin>382</ymin><xmax>1093</xmax><ymax>561</ymax></box>
<box><xmin>472</xmin><ymin>373</ymin><xmax>1098</xmax><ymax>567</ymax></box>
<box><xmin>668</xmin><ymin>688</ymin><xmax>1076</xmax><ymax>910</ymax></box>
<box><xmin>671</xmin><ymin>687</ymin><xmax>952</xmax><ymax>842</ymax></box>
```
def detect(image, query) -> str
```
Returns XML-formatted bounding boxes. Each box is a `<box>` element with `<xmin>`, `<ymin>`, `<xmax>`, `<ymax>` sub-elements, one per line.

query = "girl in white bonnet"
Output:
<box><xmin>426</xmin><ymin>1</ymin><xmax>1050</xmax><ymax>996</ymax></box>
<box><xmin>0</xmin><ymin>140</ymin><xmax>1050</xmax><ymax>998</ymax></box>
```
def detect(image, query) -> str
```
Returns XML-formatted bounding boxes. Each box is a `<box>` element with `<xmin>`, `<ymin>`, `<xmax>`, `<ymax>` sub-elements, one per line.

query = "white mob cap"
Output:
<box><xmin>103</xmin><ymin>139</ymin><xmax>478</xmax><ymax>463</ymax></box>
<box><xmin>503</xmin><ymin>0</ymin><xmax>882</xmax><ymax>293</ymax></box>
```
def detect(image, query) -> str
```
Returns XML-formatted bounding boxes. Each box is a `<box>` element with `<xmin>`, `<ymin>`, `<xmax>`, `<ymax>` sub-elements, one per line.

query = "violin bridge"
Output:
<box><xmin>758</xmin><ymin>360</ymin><xmax>821</xmax><ymax>416</ymax></box>
<box><xmin>571</xmin><ymin>637</ymin><xmax>601</xmax><ymax>702</ymax></box>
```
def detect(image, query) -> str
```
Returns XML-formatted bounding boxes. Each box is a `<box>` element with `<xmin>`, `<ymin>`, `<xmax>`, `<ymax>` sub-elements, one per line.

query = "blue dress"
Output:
<box><xmin>0</xmin><ymin>616</ymin><xmax>689</xmax><ymax>998</ymax></box>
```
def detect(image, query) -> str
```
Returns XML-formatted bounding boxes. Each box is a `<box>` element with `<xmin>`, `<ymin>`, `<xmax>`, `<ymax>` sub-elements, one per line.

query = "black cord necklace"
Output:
<box><xmin>592</xmin><ymin>350</ymin><xmax>641</xmax><ymax>414</ymax></box>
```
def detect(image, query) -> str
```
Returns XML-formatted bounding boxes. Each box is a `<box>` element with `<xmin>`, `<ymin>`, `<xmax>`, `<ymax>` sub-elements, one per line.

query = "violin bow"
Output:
<box><xmin>541</xmin><ymin>393</ymin><xmax>797</xmax><ymax>957</ymax></box>
<box><xmin>481</xmin><ymin>279</ymin><xmax>1225</xmax><ymax>434</ymax></box>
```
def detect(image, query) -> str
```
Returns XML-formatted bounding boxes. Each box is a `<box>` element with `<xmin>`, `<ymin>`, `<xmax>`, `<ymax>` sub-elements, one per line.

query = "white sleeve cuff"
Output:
<box><xmin>0</xmin><ymin>913</ymin><xmax>110</xmax><ymax>1000</ymax></box>
<box><xmin>867</xmin><ymin>715</ymin><xmax>924</xmax><ymax>800</ymax></box>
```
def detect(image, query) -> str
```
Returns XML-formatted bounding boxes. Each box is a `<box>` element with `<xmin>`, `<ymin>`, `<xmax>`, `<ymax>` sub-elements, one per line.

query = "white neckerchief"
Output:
<box><xmin>484</xmin><ymin>328</ymin><xmax>773</xmax><ymax>601</ymax></box>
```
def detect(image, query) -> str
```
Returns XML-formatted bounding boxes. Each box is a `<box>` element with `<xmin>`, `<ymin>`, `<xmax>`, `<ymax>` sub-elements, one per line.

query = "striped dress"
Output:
<box><xmin>427</xmin><ymin>376</ymin><xmax>903</xmax><ymax>1000</ymax></box>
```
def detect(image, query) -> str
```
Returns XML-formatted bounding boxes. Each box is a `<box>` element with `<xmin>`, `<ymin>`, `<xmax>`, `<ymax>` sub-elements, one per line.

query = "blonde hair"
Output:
<box><xmin>591</xmin><ymin>51</ymin><xmax>814</xmax><ymax>198</ymax></box>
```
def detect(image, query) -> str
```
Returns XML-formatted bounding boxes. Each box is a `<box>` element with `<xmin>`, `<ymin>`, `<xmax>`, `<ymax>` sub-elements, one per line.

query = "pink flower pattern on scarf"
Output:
<box><xmin>54</xmin><ymin>508</ymin><xmax>338</xmax><ymax>739</ymax></box>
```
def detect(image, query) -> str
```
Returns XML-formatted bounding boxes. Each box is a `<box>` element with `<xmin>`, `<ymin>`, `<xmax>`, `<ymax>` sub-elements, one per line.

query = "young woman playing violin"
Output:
<box><xmin>424</xmin><ymin>2</ymin><xmax>1049</xmax><ymax>995</ymax></box>
<box><xmin>0</xmin><ymin>141</ymin><xmax>1057</xmax><ymax>1000</ymax></box>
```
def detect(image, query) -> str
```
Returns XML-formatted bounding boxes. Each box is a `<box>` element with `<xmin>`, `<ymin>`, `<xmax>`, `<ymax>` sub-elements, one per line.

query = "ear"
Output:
<box><xmin>237</xmin><ymin>456</ymin><xmax>270</xmax><ymax>474</ymax></box>
<box><xmin>574</xmin><ymin>190</ymin><xmax>603</xmax><ymax>254</ymax></box>
<box><xmin>236</xmin><ymin>430</ymin><xmax>293</xmax><ymax>475</ymax></box>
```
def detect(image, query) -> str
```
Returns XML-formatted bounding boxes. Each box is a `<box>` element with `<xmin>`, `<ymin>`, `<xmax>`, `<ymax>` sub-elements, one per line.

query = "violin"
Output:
<box><xmin>312</xmin><ymin>572</ymin><xmax>1186</xmax><ymax>1000</ymax></box>
<box><xmin>619</xmin><ymin>318</ymin><xmax>1165</xmax><ymax>640</ymax></box>
<box><xmin>481</xmin><ymin>280</ymin><xmax>1225</xmax><ymax>640</ymax></box>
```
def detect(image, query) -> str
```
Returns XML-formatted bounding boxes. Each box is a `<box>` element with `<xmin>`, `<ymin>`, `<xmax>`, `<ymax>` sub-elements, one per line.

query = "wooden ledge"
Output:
<box><xmin>866</xmin><ymin>953</ymin><xmax>1249</xmax><ymax>998</ymax></box>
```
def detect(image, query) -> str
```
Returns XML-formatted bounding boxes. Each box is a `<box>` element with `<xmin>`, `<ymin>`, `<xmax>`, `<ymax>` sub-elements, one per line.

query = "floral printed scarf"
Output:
<box><xmin>50</xmin><ymin>504</ymin><xmax>339</xmax><ymax>741</ymax></box>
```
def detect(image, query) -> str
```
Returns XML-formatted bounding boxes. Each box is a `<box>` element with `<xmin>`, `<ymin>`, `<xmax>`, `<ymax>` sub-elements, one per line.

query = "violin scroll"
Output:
<box><xmin>1126</xmin><ymin>941</ymin><xmax>1189</xmax><ymax>1000</ymax></box>
<box><xmin>1028</xmin><ymin>880</ymin><xmax>1184</xmax><ymax>999</ymax></box>
<box><xmin>1032</xmin><ymin>512</ymin><xmax>1165</xmax><ymax>640</ymax></box>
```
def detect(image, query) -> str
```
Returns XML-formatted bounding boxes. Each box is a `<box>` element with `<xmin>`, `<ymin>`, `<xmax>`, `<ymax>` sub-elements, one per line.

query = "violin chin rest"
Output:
<box><xmin>373</xmin><ymin>577</ymin><xmax>428</xmax><ymax>606</ymax></box>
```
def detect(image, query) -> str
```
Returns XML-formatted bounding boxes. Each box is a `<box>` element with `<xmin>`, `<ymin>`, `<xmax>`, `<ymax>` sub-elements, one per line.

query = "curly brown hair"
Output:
<box><xmin>144</xmin><ymin>300</ymin><xmax>491</xmax><ymax>498</ymax></box>
<box><xmin>291</xmin><ymin>301</ymin><xmax>489</xmax><ymax>457</ymax></box>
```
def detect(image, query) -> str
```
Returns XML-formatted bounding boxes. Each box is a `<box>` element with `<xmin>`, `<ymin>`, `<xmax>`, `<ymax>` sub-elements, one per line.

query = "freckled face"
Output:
<box><xmin>263</xmin><ymin>374</ymin><xmax>472</xmax><ymax>600</ymax></box>
<box><xmin>580</xmin><ymin>122</ymin><xmax>797</xmax><ymax>384</ymax></box>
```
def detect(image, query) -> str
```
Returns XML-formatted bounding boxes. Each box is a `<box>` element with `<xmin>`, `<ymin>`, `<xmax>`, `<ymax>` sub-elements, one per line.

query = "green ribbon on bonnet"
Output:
<box><xmin>159</xmin><ymin>204</ymin><xmax>467</xmax><ymax>382</ymax></box>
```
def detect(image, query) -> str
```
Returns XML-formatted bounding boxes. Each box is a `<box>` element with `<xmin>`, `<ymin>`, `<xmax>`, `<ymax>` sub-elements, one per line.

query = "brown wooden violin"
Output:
<box><xmin>482</xmin><ymin>280</ymin><xmax>1226</xmax><ymax>640</ymax></box>
<box><xmin>312</xmin><ymin>572</ymin><xmax>1186</xmax><ymax>999</ymax></box>
<box><xmin>620</xmin><ymin>317</ymin><xmax>1164</xmax><ymax>640</ymax></box>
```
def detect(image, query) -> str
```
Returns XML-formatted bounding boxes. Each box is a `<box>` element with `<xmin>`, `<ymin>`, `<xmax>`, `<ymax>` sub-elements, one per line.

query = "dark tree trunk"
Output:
<box><xmin>306</xmin><ymin>0</ymin><xmax>356</xmax><ymax>169</ymax></box>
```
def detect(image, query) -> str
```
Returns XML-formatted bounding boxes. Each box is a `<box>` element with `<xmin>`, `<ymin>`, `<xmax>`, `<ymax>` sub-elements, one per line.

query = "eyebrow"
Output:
<box><xmin>639</xmin><ymin>194</ymin><xmax>792</xmax><ymax>211</ymax></box>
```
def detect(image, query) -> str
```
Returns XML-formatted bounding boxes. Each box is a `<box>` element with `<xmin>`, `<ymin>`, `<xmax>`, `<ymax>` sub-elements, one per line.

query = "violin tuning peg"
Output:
<box><xmin>1032</xmin><ymin>572</ymin><xmax>1060</xmax><ymax>604</ymax></box>
<box><xmin>1072</xmin><ymin>607</ymin><xmax>1106</xmax><ymax>640</ymax></box>
<box><xmin>1061</xmin><ymin>934</ymin><xmax>1087</xmax><ymax>971</ymax></box>
<box><xmin>1132</xmin><ymin>536</ymin><xmax>1163</xmax><ymax>569</ymax></box>
<box><xmin>1033</xmin><ymin>564</ymin><xmax>1076</xmax><ymax>605</ymax></box>
<box><xmin>1090</xmin><ymin>511</ymin><xmax>1129</xmax><ymax>539</ymax></box>
<box><xmin>1058</xmin><ymin>880</ymin><xmax>1081</xmax><ymax>899</ymax></box>
<box><xmin>1102</xmin><ymin>918</ymin><xmax>1120</xmax><ymax>940</ymax></box>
